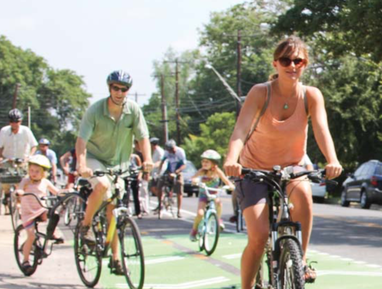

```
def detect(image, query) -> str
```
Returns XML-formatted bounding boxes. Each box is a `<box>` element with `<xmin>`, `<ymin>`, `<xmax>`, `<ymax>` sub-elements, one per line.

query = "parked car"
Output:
<box><xmin>183</xmin><ymin>160</ymin><xmax>199</xmax><ymax>197</ymax></box>
<box><xmin>341</xmin><ymin>160</ymin><xmax>382</xmax><ymax>209</ymax></box>
<box><xmin>311</xmin><ymin>180</ymin><xmax>327</xmax><ymax>203</ymax></box>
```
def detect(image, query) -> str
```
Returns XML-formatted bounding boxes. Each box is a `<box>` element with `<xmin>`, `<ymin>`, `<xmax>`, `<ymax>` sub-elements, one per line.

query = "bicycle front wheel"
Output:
<box><xmin>278</xmin><ymin>238</ymin><xmax>305</xmax><ymax>289</ymax></box>
<box><xmin>119</xmin><ymin>217</ymin><xmax>145</xmax><ymax>289</ymax></box>
<box><xmin>203</xmin><ymin>211</ymin><xmax>219</xmax><ymax>256</ymax></box>
<box><xmin>14</xmin><ymin>224</ymin><xmax>39</xmax><ymax>276</ymax></box>
<box><xmin>64</xmin><ymin>198</ymin><xmax>74</xmax><ymax>226</ymax></box>
<box><xmin>10</xmin><ymin>186</ymin><xmax>21</xmax><ymax>231</ymax></box>
<box><xmin>74</xmin><ymin>223</ymin><xmax>102</xmax><ymax>288</ymax></box>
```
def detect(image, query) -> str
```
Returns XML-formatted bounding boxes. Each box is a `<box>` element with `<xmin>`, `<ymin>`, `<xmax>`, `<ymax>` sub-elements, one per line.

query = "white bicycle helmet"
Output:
<box><xmin>200</xmin><ymin>150</ymin><xmax>221</xmax><ymax>162</ymax></box>
<box><xmin>29</xmin><ymin>155</ymin><xmax>51</xmax><ymax>170</ymax></box>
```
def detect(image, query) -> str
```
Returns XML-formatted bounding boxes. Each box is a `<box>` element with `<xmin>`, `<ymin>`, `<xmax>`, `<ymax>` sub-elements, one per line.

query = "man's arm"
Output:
<box><xmin>75</xmin><ymin>137</ymin><xmax>92</xmax><ymax>177</ymax></box>
<box><xmin>29</xmin><ymin>146</ymin><xmax>37</xmax><ymax>157</ymax></box>
<box><xmin>138</xmin><ymin>138</ymin><xmax>153</xmax><ymax>172</ymax></box>
<box><xmin>60</xmin><ymin>151</ymin><xmax>71</xmax><ymax>175</ymax></box>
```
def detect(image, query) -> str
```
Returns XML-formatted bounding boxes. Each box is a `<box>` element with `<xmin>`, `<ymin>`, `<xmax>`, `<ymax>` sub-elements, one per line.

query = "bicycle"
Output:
<box><xmin>157</xmin><ymin>173</ymin><xmax>176</xmax><ymax>219</ymax></box>
<box><xmin>63</xmin><ymin>177</ymin><xmax>90</xmax><ymax>226</ymax></box>
<box><xmin>74</xmin><ymin>168</ymin><xmax>145</xmax><ymax>289</ymax></box>
<box><xmin>240</xmin><ymin>166</ymin><xmax>331</xmax><ymax>289</ymax></box>
<box><xmin>196</xmin><ymin>183</ymin><xmax>227</xmax><ymax>256</ymax></box>
<box><xmin>14</xmin><ymin>191</ymin><xmax>85</xmax><ymax>276</ymax></box>
<box><xmin>0</xmin><ymin>158</ymin><xmax>26</xmax><ymax>231</ymax></box>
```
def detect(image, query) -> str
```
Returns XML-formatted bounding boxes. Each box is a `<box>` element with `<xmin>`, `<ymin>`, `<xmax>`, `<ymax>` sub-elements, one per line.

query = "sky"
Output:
<box><xmin>0</xmin><ymin>0</ymin><xmax>243</xmax><ymax>106</ymax></box>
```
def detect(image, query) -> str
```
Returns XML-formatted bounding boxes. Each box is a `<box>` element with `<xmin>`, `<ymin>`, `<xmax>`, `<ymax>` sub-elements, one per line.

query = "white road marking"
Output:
<box><xmin>116</xmin><ymin>276</ymin><xmax>230</xmax><ymax>289</ymax></box>
<box><xmin>318</xmin><ymin>271</ymin><xmax>382</xmax><ymax>277</ymax></box>
<box><xmin>145</xmin><ymin>256</ymin><xmax>185</xmax><ymax>265</ymax></box>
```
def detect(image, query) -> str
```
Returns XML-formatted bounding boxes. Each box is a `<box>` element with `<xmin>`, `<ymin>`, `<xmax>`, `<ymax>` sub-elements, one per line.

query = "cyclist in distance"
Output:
<box><xmin>75</xmin><ymin>70</ymin><xmax>153</xmax><ymax>275</ymax></box>
<box><xmin>157</xmin><ymin>139</ymin><xmax>186</xmax><ymax>218</ymax></box>
<box><xmin>189</xmin><ymin>149</ymin><xmax>234</xmax><ymax>241</ymax></box>
<box><xmin>223</xmin><ymin>36</ymin><xmax>342</xmax><ymax>288</ymax></box>
<box><xmin>149</xmin><ymin>137</ymin><xmax>164</xmax><ymax>199</ymax></box>
<box><xmin>16</xmin><ymin>155</ymin><xmax>63</xmax><ymax>275</ymax></box>
<box><xmin>0</xmin><ymin>109</ymin><xmax>38</xmax><ymax>214</ymax></box>
<box><xmin>35</xmin><ymin>138</ymin><xmax>58</xmax><ymax>183</ymax></box>
<box><xmin>59</xmin><ymin>148</ymin><xmax>77</xmax><ymax>190</ymax></box>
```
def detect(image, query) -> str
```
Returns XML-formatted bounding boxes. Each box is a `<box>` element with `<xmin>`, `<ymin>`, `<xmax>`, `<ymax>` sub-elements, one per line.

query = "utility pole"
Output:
<box><xmin>175</xmin><ymin>59</ymin><xmax>181</xmax><ymax>145</ymax></box>
<box><xmin>12</xmin><ymin>83</ymin><xmax>20</xmax><ymax>109</ymax></box>
<box><xmin>236</xmin><ymin>30</ymin><xmax>242</xmax><ymax>119</ymax></box>
<box><xmin>160</xmin><ymin>74</ymin><xmax>169</xmax><ymax>143</ymax></box>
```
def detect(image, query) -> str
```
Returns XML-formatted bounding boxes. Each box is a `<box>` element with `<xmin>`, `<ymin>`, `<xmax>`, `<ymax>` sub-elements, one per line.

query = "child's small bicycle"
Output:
<box><xmin>196</xmin><ymin>183</ymin><xmax>227</xmax><ymax>256</ymax></box>
<box><xmin>14</xmin><ymin>191</ymin><xmax>85</xmax><ymax>276</ymax></box>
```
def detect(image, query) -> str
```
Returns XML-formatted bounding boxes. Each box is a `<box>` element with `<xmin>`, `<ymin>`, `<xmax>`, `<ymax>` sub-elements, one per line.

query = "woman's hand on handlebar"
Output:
<box><xmin>324</xmin><ymin>162</ymin><xmax>342</xmax><ymax>180</ymax></box>
<box><xmin>223</xmin><ymin>161</ymin><xmax>242</xmax><ymax>177</ymax></box>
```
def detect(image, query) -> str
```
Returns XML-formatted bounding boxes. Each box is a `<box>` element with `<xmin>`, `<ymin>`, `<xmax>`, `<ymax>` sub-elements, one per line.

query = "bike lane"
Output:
<box><xmin>99</xmin><ymin>232</ymin><xmax>382</xmax><ymax>289</ymax></box>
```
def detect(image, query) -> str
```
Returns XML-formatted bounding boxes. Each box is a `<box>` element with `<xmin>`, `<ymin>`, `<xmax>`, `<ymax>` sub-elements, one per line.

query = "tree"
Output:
<box><xmin>182</xmin><ymin>112</ymin><xmax>236</xmax><ymax>166</ymax></box>
<box><xmin>272</xmin><ymin>0</ymin><xmax>382</xmax><ymax>62</ymax></box>
<box><xmin>0</xmin><ymin>36</ymin><xmax>91</xmax><ymax>159</ymax></box>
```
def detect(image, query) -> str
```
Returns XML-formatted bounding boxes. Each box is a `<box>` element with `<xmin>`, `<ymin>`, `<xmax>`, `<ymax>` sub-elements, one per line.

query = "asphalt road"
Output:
<box><xmin>1</xmin><ymin>194</ymin><xmax>382</xmax><ymax>289</ymax></box>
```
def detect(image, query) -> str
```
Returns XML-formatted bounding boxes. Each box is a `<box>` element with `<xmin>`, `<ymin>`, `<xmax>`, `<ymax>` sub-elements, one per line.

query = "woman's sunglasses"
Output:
<box><xmin>111</xmin><ymin>85</ymin><xmax>129</xmax><ymax>92</ymax></box>
<box><xmin>277</xmin><ymin>57</ymin><xmax>306</xmax><ymax>68</ymax></box>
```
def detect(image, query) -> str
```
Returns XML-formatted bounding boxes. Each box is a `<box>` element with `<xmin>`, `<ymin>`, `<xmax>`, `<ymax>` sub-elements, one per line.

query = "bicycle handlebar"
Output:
<box><xmin>16</xmin><ymin>192</ymin><xmax>60</xmax><ymax>209</ymax></box>
<box><xmin>197</xmin><ymin>183</ymin><xmax>229</xmax><ymax>199</ymax></box>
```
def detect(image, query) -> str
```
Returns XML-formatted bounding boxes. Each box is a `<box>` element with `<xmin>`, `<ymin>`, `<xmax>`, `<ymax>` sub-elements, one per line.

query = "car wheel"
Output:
<box><xmin>360</xmin><ymin>190</ymin><xmax>371</xmax><ymax>209</ymax></box>
<box><xmin>187</xmin><ymin>192</ymin><xmax>192</xmax><ymax>197</ymax></box>
<box><xmin>340</xmin><ymin>189</ymin><xmax>350</xmax><ymax>207</ymax></box>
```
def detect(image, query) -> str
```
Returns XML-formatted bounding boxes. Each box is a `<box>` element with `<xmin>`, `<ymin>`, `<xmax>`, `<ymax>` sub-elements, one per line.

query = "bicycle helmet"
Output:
<box><xmin>164</xmin><ymin>139</ymin><xmax>176</xmax><ymax>150</ymax></box>
<box><xmin>8</xmin><ymin>109</ymin><xmax>23</xmax><ymax>122</ymax></box>
<box><xmin>29</xmin><ymin>155</ymin><xmax>51</xmax><ymax>170</ymax></box>
<box><xmin>39</xmin><ymin>138</ymin><xmax>50</xmax><ymax>146</ymax></box>
<box><xmin>150</xmin><ymin>137</ymin><xmax>160</xmax><ymax>145</ymax></box>
<box><xmin>201</xmin><ymin>149</ymin><xmax>221</xmax><ymax>162</ymax></box>
<box><xmin>106</xmin><ymin>70</ymin><xmax>133</xmax><ymax>88</ymax></box>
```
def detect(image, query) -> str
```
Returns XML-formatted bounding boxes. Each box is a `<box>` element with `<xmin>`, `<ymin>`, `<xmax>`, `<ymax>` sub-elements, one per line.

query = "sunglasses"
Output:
<box><xmin>277</xmin><ymin>57</ymin><xmax>306</xmax><ymax>67</ymax></box>
<box><xmin>111</xmin><ymin>85</ymin><xmax>129</xmax><ymax>93</ymax></box>
<box><xmin>10</xmin><ymin>120</ymin><xmax>21</xmax><ymax>123</ymax></box>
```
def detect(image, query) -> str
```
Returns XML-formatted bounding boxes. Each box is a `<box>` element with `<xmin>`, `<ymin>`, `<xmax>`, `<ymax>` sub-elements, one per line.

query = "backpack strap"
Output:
<box><xmin>303</xmin><ymin>85</ymin><xmax>309</xmax><ymax>116</ymax></box>
<box><xmin>244</xmin><ymin>82</ymin><xmax>271</xmax><ymax>145</ymax></box>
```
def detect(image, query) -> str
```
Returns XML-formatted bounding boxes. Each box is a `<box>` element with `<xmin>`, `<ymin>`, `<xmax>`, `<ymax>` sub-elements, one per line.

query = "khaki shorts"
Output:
<box><xmin>86</xmin><ymin>158</ymin><xmax>125</xmax><ymax>202</ymax></box>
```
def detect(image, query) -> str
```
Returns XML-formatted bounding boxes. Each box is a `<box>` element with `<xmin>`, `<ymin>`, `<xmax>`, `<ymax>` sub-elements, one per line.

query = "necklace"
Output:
<box><xmin>283</xmin><ymin>102</ymin><xmax>289</xmax><ymax>110</ymax></box>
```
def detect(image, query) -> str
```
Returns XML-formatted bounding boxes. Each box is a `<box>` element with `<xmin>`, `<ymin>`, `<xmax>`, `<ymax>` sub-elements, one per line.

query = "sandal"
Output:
<box><xmin>304</xmin><ymin>263</ymin><xmax>317</xmax><ymax>283</ymax></box>
<box><xmin>21</xmin><ymin>261</ymin><xmax>34</xmax><ymax>276</ymax></box>
<box><xmin>108</xmin><ymin>258</ymin><xmax>124</xmax><ymax>276</ymax></box>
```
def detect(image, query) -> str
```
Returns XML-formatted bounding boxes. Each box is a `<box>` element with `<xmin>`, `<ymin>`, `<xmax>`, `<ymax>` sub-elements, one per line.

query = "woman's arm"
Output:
<box><xmin>307</xmin><ymin>87</ymin><xmax>342</xmax><ymax>179</ymax></box>
<box><xmin>224</xmin><ymin>84</ymin><xmax>266</xmax><ymax>176</ymax></box>
<box><xmin>46</xmin><ymin>179</ymin><xmax>60</xmax><ymax>195</ymax></box>
<box><xmin>216</xmin><ymin>167</ymin><xmax>235</xmax><ymax>190</ymax></box>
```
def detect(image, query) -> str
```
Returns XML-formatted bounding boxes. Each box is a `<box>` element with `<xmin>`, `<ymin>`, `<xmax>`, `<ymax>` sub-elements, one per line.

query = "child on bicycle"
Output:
<box><xmin>16</xmin><ymin>155</ymin><xmax>63</xmax><ymax>275</ymax></box>
<box><xmin>189</xmin><ymin>150</ymin><xmax>234</xmax><ymax>241</ymax></box>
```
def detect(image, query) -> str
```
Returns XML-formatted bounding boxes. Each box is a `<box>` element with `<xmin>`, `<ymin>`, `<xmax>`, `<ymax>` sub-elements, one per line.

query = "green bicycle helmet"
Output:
<box><xmin>200</xmin><ymin>150</ymin><xmax>221</xmax><ymax>162</ymax></box>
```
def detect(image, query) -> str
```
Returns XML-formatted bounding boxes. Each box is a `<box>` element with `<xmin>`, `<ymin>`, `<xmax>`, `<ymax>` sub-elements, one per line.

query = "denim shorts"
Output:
<box><xmin>236</xmin><ymin>178</ymin><xmax>269</xmax><ymax>211</ymax></box>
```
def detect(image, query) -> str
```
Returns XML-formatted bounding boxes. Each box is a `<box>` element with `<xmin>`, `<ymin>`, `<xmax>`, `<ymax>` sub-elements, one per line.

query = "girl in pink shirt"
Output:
<box><xmin>224</xmin><ymin>36</ymin><xmax>342</xmax><ymax>288</ymax></box>
<box><xmin>16</xmin><ymin>155</ymin><xmax>61</xmax><ymax>275</ymax></box>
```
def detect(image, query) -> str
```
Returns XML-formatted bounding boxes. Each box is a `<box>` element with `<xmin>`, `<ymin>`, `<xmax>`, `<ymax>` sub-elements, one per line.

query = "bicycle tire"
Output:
<box><xmin>73</xmin><ymin>222</ymin><xmax>102</xmax><ymax>288</ymax></box>
<box><xmin>119</xmin><ymin>217</ymin><xmax>145</xmax><ymax>289</ymax></box>
<box><xmin>278</xmin><ymin>238</ymin><xmax>305</xmax><ymax>289</ymax></box>
<box><xmin>9</xmin><ymin>186</ymin><xmax>21</xmax><ymax>231</ymax></box>
<box><xmin>14</xmin><ymin>224</ymin><xmax>39</xmax><ymax>276</ymax></box>
<box><xmin>197</xmin><ymin>220</ymin><xmax>204</xmax><ymax>251</ymax></box>
<box><xmin>203</xmin><ymin>211</ymin><xmax>219</xmax><ymax>256</ymax></box>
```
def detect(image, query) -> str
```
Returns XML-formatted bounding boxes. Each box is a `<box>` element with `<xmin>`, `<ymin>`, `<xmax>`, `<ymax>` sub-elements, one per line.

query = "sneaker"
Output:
<box><xmin>177</xmin><ymin>212</ymin><xmax>182</xmax><ymax>219</ymax></box>
<box><xmin>80</xmin><ymin>225</ymin><xmax>95</xmax><ymax>244</ymax></box>
<box><xmin>51</xmin><ymin>235</ymin><xmax>64</xmax><ymax>244</ymax></box>
<box><xmin>219</xmin><ymin>219</ymin><xmax>225</xmax><ymax>231</ymax></box>
<box><xmin>108</xmin><ymin>257</ymin><xmax>124</xmax><ymax>275</ymax></box>
<box><xmin>189</xmin><ymin>229</ymin><xmax>197</xmax><ymax>242</ymax></box>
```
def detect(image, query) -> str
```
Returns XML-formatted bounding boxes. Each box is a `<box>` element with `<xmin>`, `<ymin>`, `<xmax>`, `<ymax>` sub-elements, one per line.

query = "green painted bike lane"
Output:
<box><xmin>98</xmin><ymin>233</ymin><xmax>382</xmax><ymax>289</ymax></box>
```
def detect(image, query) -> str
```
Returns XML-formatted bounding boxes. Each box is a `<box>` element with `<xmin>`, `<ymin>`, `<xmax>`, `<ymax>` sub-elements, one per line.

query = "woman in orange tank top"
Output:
<box><xmin>224</xmin><ymin>36</ymin><xmax>342</xmax><ymax>289</ymax></box>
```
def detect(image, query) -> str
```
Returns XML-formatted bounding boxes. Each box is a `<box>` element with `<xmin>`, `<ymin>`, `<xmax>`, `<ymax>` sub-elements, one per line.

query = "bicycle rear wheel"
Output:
<box><xmin>74</xmin><ymin>222</ymin><xmax>102</xmax><ymax>287</ymax></box>
<box><xmin>9</xmin><ymin>186</ymin><xmax>21</xmax><ymax>231</ymax></box>
<box><xmin>119</xmin><ymin>217</ymin><xmax>145</xmax><ymax>289</ymax></box>
<box><xmin>278</xmin><ymin>238</ymin><xmax>305</xmax><ymax>289</ymax></box>
<box><xmin>14</xmin><ymin>224</ymin><xmax>39</xmax><ymax>276</ymax></box>
<box><xmin>64</xmin><ymin>198</ymin><xmax>74</xmax><ymax>226</ymax></box>
<box><xmin>203</xmin><ymin>211</ymin><xmax>219</xmax><ymax>256</ymax></box>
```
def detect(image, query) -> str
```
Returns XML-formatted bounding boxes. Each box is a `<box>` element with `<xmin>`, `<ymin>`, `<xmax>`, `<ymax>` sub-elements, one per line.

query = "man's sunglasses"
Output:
<box><xmin>111</xmin><ymin>85</ymin><xmax>129</xmax><ymax>93</ymax></box>
<box><xmin>277</xmin><ymin>57</ymin><xmax>306</xmax><ymax>67</ymax></box>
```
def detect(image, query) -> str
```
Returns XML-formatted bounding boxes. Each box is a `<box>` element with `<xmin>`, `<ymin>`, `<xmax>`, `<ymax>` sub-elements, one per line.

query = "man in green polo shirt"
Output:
<box><xmin>75</xmin><ymin>70</ymin><xmax>153</xmax><ymax>275</ymax></box>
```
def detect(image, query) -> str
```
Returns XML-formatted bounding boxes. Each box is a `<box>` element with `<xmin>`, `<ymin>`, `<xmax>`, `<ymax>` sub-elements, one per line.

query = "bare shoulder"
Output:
<box><xmin>245</xmin><ymin>82</ymin><xmax>268</xmax><ymax>105</ymax></box>
<box><xmin>304</xmin><ymin>85</ymin><xmax>324</xmax><ymax>104</ymax></box>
